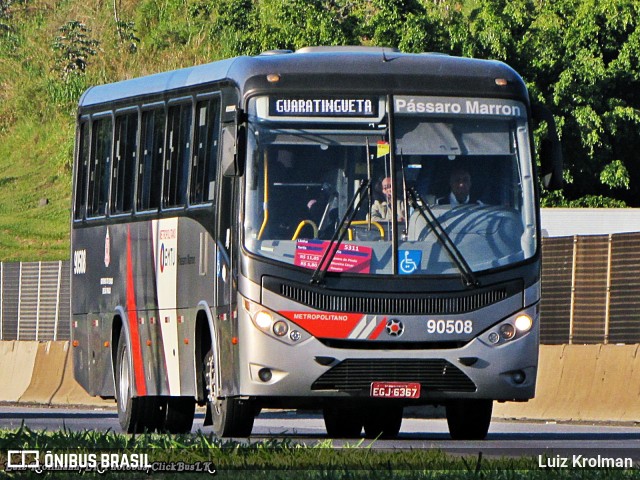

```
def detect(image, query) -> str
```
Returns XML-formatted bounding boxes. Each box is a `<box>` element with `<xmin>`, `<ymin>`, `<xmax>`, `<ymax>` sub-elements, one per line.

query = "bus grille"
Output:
<box><xmin>275</xmin><ymin>282</ymin><xmax>511</xmax><ymax>315</ymax></box>
<box><xmin>311</xmin><ymin>359</ymin><xmax>476</xmax><ymax>392</ymax></box>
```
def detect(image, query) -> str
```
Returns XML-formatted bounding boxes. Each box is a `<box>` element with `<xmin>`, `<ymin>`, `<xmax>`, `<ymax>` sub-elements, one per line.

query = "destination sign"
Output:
<box><xmin>269</xmin><ymin>97</ymin><xmax>378</xmax><ymax>117</ymax></box>
<box><xmin>394</xmin><ymin>96</ymin><xmax>525</xmax><ymax>118</ymax></box>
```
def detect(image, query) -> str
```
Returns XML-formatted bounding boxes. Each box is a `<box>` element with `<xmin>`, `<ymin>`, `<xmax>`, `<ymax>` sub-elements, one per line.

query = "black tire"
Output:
<box><xmin>142</xmin><ymin>396</ymin><xmax>168</xmax><ymax>432</ymax></box>
<box><xmin>446</xmin><ymin>399</ymin><xmax>493</xmax><ymax>440</ymax></box>
<box><xmin>362</xmin><ymin>405</ymin><xmax>403</xmax><ymax>439</ymax></box>
<box><xmin>115</xmin><ymin>330</ymin><xmax>147</xmax><ymax>433</ymax></box>
<box><xmin>165</xmin><ymin>397</ymin><xmax>196</xmax><ymax>434</ymax></box>
<box><xmin>323</xmin><ymin>406</ymin><xmax>363</xmax><ymax>438</ymax></box>
<box><xmin>204</xmin><ymin>348</ymin><xmax>255</xmax><ymax>437</ymax></box>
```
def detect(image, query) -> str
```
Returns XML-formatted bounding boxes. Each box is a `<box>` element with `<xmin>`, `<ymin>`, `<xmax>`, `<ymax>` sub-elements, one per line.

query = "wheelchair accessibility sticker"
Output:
<box><xmin>399</xmin><ymin>250</ymin><xmax>421</xmax><ymax>274</ymax></box>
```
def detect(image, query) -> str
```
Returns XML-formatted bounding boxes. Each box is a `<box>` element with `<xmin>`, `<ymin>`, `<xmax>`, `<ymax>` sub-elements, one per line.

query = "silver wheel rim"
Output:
<box><xmin>118</xmin><ymin>346</ymin><xmax>130</xmax><ymax>414</ymax></box>
<box><xmin>205</xmin><ymin>351</ymin><xmax>221</xmax><ymax>415</ymax></box>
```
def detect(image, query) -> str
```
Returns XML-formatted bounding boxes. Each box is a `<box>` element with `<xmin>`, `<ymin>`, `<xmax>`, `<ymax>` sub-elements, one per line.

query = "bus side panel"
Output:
<box><xmin>157</xmin><ymin>217</ymin><xmax>216</xmax><ymax>396</ymax></box>
<box><xmin>72</xmin><ymin>216</ymin><xmax>217</xmax><ymax>398</ymax></box>
<box><xmin>72</xmin><ymin>223</ymin><xmax>169</xmax><ymax>397</ymax></box>
<box><xmin>71</xmin><ymin>313</ymin><xmax>91</xmax><ymax>394</ymax></box>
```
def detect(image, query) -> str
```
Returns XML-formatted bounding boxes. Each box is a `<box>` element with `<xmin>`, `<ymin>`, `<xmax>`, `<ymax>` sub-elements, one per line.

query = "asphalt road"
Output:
<box><xmin>1</xmin><ymin>405</ymin><xmax>640</xmax><ymax>461</ymax></box>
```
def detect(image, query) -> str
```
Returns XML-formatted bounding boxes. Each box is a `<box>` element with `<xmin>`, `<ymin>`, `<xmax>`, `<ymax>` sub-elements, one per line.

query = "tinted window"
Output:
<box><xmin>191</xmin><ymin>97</ymin><xmax>220</xmax><ymax>204</ymax></box>
<box><xmin>74</xmin><ymin>122</ymin><xmax>90</xmax><ymax>220</ymax></box>
<box><xmin>87</xmin><ymin>117</ymin><xmax>112</xmax><ymax>217</ymax></box>
<box><xmin>138</xmin><ymin>109</ymin><xmax>165</xmax><ymax>211</ymax></box>
<box><xmin>164</xmin><ymin>103</ymin><xmax>192</xmax><ymax>207</ymax></box>
<box><xmin>112</xmin><ymin>112</ymin><xmax>138</xmax><ymax>214</ymax></box>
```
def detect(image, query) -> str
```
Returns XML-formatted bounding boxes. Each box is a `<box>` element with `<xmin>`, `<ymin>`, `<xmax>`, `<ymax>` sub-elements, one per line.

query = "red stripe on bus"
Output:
<box><xmin>368</xmin><ymin>317</ymin><xmax>388</xmax><ymax>340</ymax></box>
<box><xmin>126</xmin><ymin>225</ymin><xmax>147</xmax><ymax>396</ymax></box>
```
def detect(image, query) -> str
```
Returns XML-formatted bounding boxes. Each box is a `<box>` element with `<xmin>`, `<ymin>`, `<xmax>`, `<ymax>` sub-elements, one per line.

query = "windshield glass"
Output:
<box><xmin>243</xmin><ymin>95</ymin><xmax>536</xmax><ymax>277</ymax></box>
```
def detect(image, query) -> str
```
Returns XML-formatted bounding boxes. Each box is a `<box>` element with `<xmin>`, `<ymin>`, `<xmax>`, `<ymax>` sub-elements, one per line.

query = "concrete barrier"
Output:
<box><xmin>0</xmin><ymin>340</ymin><xmax>39</xmax><ymax>402</ymax></box>
<box><xmin>493</xmin><ymin>344</ymin><xmax>565</xmax><ymax>419</ymax></box>
<box><xmin>584</xmin><ymin>344</ymin><xmax>639</xmax><ymax>422</ymax></box>
<box><xmin>18</xmin><ymin>341</ymin><xmax>69</xmax><ymax>404</ymax></box>
<box><xmin>494</xmin><ymin>344</ymin><xmax>640</xmax><ymax>422</ymax></box>
<box><xmin>5</xmin><ymin>340</ymin><xmax>640</xmax><ymax>422</ymax></box>
<box><xmin>0</xmin><ymin>340</ymin><xmax>111</xmax><ymax>408</ymax></box>
<box><xmin>50</xmin><ymin>342</ymin><xmax>112</xmax><ymax>407</ymax></box>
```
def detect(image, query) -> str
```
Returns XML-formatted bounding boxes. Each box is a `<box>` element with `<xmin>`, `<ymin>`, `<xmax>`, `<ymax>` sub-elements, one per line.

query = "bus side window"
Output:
<box><xmin>112</xmin><ymin>112</ymin><xmax>138</xmax><ymax>214</ymax></box>
<box><xmin>191</xmin><ymin>97</ymin><xmax>220</xmax><ymax>204</ymax></box>
<box><xmin>164</xmin><ymin>103</ymin><xmax>192</xmax><ymax>207</ymax></box>
<box><xmin>74</xmin><ymin>121</ymin><xmax>90</xmax><ymax>220</ymax></box>
<box><xmin>138</xmin><ymin>109</ymin><xmax>165</xmax><ymax>211</ymax></box>
<box><xmin>87</xmin><ymin>116</ymin><xmax>112</xmax><ymax>218</ymax></box>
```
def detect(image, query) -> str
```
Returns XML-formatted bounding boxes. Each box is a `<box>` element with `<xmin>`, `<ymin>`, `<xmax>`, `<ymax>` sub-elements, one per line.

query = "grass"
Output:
<box><xmin>0</xmin><ymin>115</ymin><xmax>72</xmax><ymax>261</ymax></box>
<box><xmin>0</xmin><ymin>425</ymin><xmax>638</xmax><ymax>479</ymax></box>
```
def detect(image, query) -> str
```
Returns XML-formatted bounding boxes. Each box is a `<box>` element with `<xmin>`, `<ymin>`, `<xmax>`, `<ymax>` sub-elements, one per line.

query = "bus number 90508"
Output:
<box><xmin>426</xmin><ymin>319</ymin><xmax>473</xmax><ymax>335</ymax></box>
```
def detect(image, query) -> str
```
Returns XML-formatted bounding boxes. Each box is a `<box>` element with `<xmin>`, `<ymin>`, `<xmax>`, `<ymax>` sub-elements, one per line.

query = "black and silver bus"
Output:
<box><xmin>71</xmin><ymin>46</ymin><xmax>562</xmax><ymax>439</ymax></box>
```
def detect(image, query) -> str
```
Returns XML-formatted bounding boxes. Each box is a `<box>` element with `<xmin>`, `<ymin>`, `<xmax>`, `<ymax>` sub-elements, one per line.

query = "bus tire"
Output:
<box><xmin>446</xmin><ymin>399</ymin><xmax>493</xmax><ymax>440</ymax></box>
<box><xmin>204</xmin><ymin>348</ymin><xmax>255</xmax><ymax>437</ymax></box>
<box><xmin>115</xmin><ymin>330</ymin><xmax>147</xmax><ymax>433</ymax></box>
<box><xmin>165</xmin><ymin>397</ymin><xmax>196</xmax><ymax>434</ymax></box>
<box><xmin>323</xmin><ymin>406</ymin><xmax>363</xmax><ymax>438</ymax></box>
<box><xmin>363</xmin><ymin>405</ymin><xmax>403</xmax><ymax>439</ymax></box>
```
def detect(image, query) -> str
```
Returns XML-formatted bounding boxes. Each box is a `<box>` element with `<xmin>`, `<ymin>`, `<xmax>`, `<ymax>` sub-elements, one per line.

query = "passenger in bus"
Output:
<box><xmin>269</xmin><ymin>149</ymin><xmax>334</xmax><ymax>238</ymax></box>
<box><xmin>370</xmin><ymin>176</ymin><xmax>405</xmax><ymax>222</ymax></box>
<box><xmin>437</xmin><ymin>166</ymin><xmax>483</xmax><ymax>206</ymax></box>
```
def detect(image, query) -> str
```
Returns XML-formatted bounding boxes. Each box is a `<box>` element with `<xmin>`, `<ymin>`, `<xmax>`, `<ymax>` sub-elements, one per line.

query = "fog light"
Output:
<box><xmin>515</xmin><ymin>314</ymin><xmax>533</xmax><ymax>332</ymax></box>
<box><xmin>258</xmin><ymin>368</ymin><xmax>272</xmax><ymax>382</ymax></box>
<box><xmin>488</xmin><ymin>332</ymin><xmax>500</xmax><ymax>344</ymax></box>
<box><xmin>255</xmin><ymin>311</ymin><xmax>273</xmax><ymax>329</ymax></box>
<box><xmin>512</xmin><ymin>370</ymin><xmax>526</xmax><ymax>384</ymax></box>
<box><xmin>290</xmin><ymin>330</ymin><xmax>301</xmax><ymax>342</ymax></box>
<box><xmin>500</xmin><ymin>324</ymin><xmax>515</xmax><ymax>340</ymax></box>
<box><xmin>273</xmin><ymin>320</ymin><xmax>289</xmax><ymax>337</ymax></box>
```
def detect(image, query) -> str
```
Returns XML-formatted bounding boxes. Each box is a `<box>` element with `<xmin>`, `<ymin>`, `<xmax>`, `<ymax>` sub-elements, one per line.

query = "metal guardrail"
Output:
<box><xmin>0</xmin><ymin>261</ymin><xmax>70</xmax><ymax>341</ymax></box>
<box><xmin>2</xmin><ymin>233</ymin><xmax>640</xmax><ymax>344</ymax></box>
<box><xmin>540</xmin><ymin>233</ymin><xmax>640</xmax><ymax>344</ymax></box>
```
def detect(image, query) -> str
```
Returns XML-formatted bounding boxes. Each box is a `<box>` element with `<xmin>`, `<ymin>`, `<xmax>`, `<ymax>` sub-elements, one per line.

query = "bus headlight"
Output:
<box><xmin>515</xmin><ymin>314</ymin><xmax>533</xmax><ymax>332</ymax></box>
<box><xmin>242</xmin><ymin>296</ymin><xmax>310</xmax><ymax>345</ymax></box>
<box><xmin>499</xmin><ymin>324</ymin><xmax>515</xmax><ymax>340</ymax></box>
<box><xmin>482</xmin><ymin>309</ymin><xmax>536</xmax><ymax>347</ymax></box>
<box><xmin>273</xmin><ymin>320</ymin><xmax>289</xmax><ymax>337</ymax></box>
<box><xmin>255</xmin><ymin>311</ymin><xmax>273</xmax><ymax>329</ymax></box>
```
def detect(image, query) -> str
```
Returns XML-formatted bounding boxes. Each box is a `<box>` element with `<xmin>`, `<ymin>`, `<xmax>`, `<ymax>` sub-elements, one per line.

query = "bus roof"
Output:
<box><xmin>78</xmin><ymin>47</ymin><xmax>527</xmax><ymax>109</ymax></box>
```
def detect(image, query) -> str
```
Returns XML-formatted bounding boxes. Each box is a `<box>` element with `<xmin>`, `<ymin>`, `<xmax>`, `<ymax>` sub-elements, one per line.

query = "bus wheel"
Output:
<box><xmin>165</xmin><ymin>397</ymin><xmax>196</xmax><ymax>434</ymax></box>
<box><xmin>115</xmin><ymin>330</ymin><xmax>146</xmax><ymax>433</ymax></box>
<box><xmin>204</xmin><ymin>348</ymin><xmax>255</xmax><ymax>437</ymax></box>
<box><xmin>323</xmin><ymin>406</ymin><xmax>363</xmax><ymax>438</ymax></box>
<box><xmin>446</xmin><ymin>399</ymin><xmax>493</xmax><ymax>440</ymax></box>
<box><xmin>363</xmin><ymin>405</ymin><xmax>403</xmax><ymax>439</ymax></box>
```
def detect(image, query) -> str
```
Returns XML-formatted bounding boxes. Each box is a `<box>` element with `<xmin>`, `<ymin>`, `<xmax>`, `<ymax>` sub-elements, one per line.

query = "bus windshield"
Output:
<box><xmin>243</xmin><ymin>95</ymin><xmax>537</xmax><ymax>277</ymax></box>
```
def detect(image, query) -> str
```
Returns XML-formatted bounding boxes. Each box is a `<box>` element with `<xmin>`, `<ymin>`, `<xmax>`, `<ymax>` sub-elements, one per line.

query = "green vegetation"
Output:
<box><xmin>2</xmin><ymin>0</ymin><xmax>640</xmax><ymax>260</ymax></box>
<box><xmin>0</xmin><ymin>425</ymin><xmax>638</xmax><ymax>479</ymax></box>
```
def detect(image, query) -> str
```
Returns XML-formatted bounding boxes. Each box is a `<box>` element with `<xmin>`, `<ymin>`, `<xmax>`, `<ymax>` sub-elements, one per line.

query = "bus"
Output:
<box><xmin>71</xmin><ymin>46</ymin><xmax>562</xmax><ymax>439</ymax></box>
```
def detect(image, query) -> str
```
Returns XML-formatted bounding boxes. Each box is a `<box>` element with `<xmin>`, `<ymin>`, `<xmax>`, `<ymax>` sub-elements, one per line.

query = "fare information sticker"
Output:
<box><xmin>294</xmin><ymin>239</ymin><xmax>372</xmax><ymax>273</ymax></box>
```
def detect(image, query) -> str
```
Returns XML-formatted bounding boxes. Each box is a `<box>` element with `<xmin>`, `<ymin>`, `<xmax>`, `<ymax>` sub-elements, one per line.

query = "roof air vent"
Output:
<box><xmin>260</xmin><ymin>49</ymin><xmax>294</xmax><ymax>56</ymax></box>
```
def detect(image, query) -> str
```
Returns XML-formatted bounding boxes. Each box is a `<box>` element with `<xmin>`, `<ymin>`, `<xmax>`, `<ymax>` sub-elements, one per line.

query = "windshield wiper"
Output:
<box><xmin>310</xmin><ymin>179</ymin><xmax>371</xmax><ymax>286</ymax></box>
<box><xmin>406</xmin><ymin>187</ymin><xmax>480</xmax><ymax>288</ymax></box>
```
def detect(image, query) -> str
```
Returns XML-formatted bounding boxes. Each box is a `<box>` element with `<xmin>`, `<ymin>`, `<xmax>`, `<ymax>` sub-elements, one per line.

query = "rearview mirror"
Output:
<box><xmin>532</xmin><ymin>105</ymin><xmax>563</xmax><ymax>191</ymax></box>
<box><xmin>221</xmin><ymin>123</ymin><xmax>245</xmax><ymax>177</ymax></box>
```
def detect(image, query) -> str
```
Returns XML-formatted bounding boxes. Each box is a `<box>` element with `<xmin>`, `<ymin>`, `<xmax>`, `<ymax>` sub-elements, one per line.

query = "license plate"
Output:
<box><xmin>370</xmin><ymin>382</ymin><xmax>421</xmax><ymax>399</ymax></box>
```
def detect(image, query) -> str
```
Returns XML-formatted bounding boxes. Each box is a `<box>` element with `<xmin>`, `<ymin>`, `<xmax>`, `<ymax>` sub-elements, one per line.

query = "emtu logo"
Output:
<box><xmin>159</xmin><ymin>243</ymin><xmax>176</xmax><ymax>273</ymax></box>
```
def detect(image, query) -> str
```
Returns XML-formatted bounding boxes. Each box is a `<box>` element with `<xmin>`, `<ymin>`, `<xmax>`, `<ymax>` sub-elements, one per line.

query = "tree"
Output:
<box><xmin>52</xmin><ymin>21</ymin><xmax>100</xmax><ymax>80</ymax></box>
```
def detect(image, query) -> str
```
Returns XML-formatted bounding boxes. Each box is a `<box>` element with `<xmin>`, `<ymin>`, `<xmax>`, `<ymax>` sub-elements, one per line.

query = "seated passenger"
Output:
<box><xmin>370</xmin><ymin>176</ymin><xmax>405</xmax><ymax>223</ymax></box>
